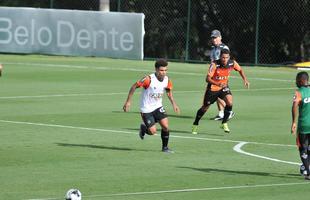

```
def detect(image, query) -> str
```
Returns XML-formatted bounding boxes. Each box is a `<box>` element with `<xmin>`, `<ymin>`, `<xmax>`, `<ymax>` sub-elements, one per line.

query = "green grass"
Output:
<box><xmin>0</xmin><ymin>54</ymin><xmax>308</xmax><ymax>200</ymax></box>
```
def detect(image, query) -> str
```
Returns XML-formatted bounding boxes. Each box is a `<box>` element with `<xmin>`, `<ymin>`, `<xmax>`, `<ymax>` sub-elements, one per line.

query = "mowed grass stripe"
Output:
<box><xmin>0</xmin><ymin>87</ymin><xmax>294</xmax><ymax>99</ymax></box>
<box><xmin>3</xmin><ymin>62</ymin><xmax>294</xmax><ymax>82</ymax></box>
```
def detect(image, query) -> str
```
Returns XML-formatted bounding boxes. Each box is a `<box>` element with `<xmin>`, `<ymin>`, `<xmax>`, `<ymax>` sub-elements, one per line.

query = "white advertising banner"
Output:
<box><xmin>0</xmin><ymin>7</ymin><xmax>145</xmax><ymax>59</ymax></box>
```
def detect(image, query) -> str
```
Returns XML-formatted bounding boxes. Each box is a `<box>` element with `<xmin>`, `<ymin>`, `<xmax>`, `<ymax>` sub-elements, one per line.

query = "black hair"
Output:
<box><xmin>296</xmin><ymin>71</ymin><xmax>309</xmax><ymax>81</ymax></box>
<box><xmin>220</xmin><ymin>49</ymin><xmax>230</xmax><ymax>56</ymax></box>
<box><xmin>155</xmin><ymin>58</ymin><xmax>168</xmax><ymax>68</ymax></box>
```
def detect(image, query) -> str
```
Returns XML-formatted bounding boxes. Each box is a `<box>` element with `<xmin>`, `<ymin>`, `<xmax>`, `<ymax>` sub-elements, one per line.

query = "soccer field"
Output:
<box><xmin>0</xmin><ymin>54</ymin><xmax>309</xmax><ymax>200</ymax></box>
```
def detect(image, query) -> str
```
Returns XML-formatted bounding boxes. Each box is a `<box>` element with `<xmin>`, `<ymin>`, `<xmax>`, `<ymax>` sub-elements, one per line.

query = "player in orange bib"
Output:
<box><xmin>192</xmin><ymin>49</ymin><xmax>250</xmax><ymax>134</ymax></box>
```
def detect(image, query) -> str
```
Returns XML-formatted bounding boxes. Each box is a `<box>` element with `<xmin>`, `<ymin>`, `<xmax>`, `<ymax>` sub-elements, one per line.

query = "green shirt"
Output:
<box><xmin>298</xmin><ymin>86</ymin><xmax>310</xmax><ymax>134</ymax></box>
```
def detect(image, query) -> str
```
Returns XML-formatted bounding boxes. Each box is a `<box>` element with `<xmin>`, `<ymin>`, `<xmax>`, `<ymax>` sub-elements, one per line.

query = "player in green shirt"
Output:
<box><xmin>291</xmin><ymin>71</ymin><xmax>310</xmax><ymax>180</ymax></box>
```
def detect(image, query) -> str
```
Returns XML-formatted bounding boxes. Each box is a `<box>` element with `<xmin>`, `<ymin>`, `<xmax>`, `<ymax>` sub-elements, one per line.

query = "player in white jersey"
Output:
<box><xmin>123</xmin><ymin>59</ymin><xmax>180</xmax><ymax>153</ymax></box>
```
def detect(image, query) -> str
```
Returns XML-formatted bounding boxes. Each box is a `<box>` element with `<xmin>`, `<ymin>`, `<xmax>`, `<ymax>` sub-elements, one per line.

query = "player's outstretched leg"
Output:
<box><xmin>192</xmin><ymin>107</ymin><xmax>207</xmax><ymax>134</ymax></box>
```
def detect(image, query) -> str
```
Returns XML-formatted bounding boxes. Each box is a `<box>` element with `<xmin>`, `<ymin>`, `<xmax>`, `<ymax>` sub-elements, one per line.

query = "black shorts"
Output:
<box><xmin>297</xmin><ymin>133</ymin><xmax>310</xmax><ymax>149</ymax></box>
<box><xmin>203</xmin><ymin>87</ymin><xmax>232</xmax><ymax>106</ymax></box>
<box><xmin>141</xmin><ymin>107</ymin><xmax>168</xmax><ymax>128</ymax></box>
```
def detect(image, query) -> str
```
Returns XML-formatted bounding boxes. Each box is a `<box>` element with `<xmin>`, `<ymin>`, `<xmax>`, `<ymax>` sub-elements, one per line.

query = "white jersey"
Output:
<box><xmin>138</xmin><ymin>73</ymin><xmax>171</xmax><ymax>113</ymax></box>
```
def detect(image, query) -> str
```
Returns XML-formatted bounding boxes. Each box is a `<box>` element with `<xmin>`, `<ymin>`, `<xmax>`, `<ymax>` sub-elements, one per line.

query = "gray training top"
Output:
<box><xmin>210</xmin><ymin>43</ymin><xmax>229</xmax><ymax>62</ymax></box>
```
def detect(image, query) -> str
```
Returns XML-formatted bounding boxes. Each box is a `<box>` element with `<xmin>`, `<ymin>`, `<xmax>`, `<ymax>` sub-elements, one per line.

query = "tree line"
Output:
<box><xmin>1</xmin><ymin>0</ymin><xmax>309</xmax><ymax>64</ymax></box>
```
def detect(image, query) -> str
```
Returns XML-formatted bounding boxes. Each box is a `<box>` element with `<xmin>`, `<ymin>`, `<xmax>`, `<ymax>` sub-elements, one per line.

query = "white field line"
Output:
<box><xmin>0</xmin><ymin>87</ymin><xmax>294</xmax><ymax>100</ymax></box>
<box><xmin>0</xmin><ymin>119</ymin><xmax>295</xmax><ymax>149</ymax></box>
<box><xmin>233</xmin><ymin>142</ymin><xmax>300</xmax><ymax>165</ymax></box>
<box><xmin>0</xmin><ymin>119</ymin><xmax>132</xmax><ymax>134</ymax></box>
<box><xmin>25</xmin><ymin>181</ymin><xmax>310</xmax><ymax>200</ymax></box>
<box><xmin>4</xmin><ymin>62</ymin><xmax>294</xmax><ymax>82</ymax></box>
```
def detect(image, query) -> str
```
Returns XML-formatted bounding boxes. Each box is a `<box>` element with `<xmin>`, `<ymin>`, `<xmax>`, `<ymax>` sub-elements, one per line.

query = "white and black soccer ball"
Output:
<box><xmin>65</xmin><ymin>189</ymin><xmax>82</xmax><ymax>200</ymax></box>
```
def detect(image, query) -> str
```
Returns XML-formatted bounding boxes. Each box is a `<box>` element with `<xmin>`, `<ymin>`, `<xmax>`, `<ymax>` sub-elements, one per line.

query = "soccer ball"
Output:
<box><xmin>65</xmin><ymin>189</ymin><xmax>82</xmax><ymax>200</ymax></box>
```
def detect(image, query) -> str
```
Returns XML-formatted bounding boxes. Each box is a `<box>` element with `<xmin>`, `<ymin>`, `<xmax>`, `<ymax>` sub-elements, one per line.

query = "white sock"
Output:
<box><xmin>219</xmin><ymin>110</ymin><xmax>224</xmax><ymax>118</ymax></box>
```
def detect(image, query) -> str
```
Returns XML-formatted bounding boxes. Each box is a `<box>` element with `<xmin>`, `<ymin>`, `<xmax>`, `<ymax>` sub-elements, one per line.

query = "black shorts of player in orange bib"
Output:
<box><xmin>203</xmin><ymin>86</ymin><xmax>232</xmax><ymax>106</ymax></box>
<box><xmin>140</xmin><ymin>106</ymin><xmax>168</xmax><ymax>128</ymax></box>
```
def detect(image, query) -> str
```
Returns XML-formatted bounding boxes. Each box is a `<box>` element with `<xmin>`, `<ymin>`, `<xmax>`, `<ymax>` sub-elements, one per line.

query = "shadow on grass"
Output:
<box><xmin>178</xmin><ymin>166</ymin><xmax>300</xmax><ymax>179</ymax></box>
<box><xmin>56</xmin><ymin>143</ymin><xmax>153</xmax><ymax>152</ymax></box>
<box><xmin>126</xmin><ymin>127</ymin><xmax>224</xmax><ymax>137</ymax></box>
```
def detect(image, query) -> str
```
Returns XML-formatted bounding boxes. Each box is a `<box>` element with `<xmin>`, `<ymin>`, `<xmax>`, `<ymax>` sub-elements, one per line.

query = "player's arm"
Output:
<box><xmin>238</xmin><ymin>69</ymin><xmax>250</xmax><ymax>89</ymax></box>
<box><xmin>166</xmin><ymin>89</ymin><xmax>180</xmax><ymax>114</ymax></box>
<box><xmin>166</xmin><ymin>80</ymin><xmax>180</xmax><ymax>114</ymax></box>
<box><xmin>234</xmin><ymin>61</ymin><xmax>250</xmax><ymax>89</ymax></box>
<box><xmin>123</xmin><ymin>82</ymin><xmax>139</xmax><ymax>112</ymax></box>
<box><xmin>123</xmin><ymin>76</ymin><xmax>150</xmax><ymax>112</ymax></box>
<box><xmin>291</xmin><ymin>91</ymin><xmax>301</xmax><ymax>134</ymax></box>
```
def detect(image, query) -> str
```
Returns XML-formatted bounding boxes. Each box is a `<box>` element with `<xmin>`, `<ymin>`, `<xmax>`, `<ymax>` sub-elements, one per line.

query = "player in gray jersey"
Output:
<box><xmin>210</xmin><ymin>43</ymin><xmax>229</xmax><ymax>61</ymax></box>
<box><xmin>209</xmin><ymin>30</ymin><xmax>235</xmax><ymax>121</ymax></box>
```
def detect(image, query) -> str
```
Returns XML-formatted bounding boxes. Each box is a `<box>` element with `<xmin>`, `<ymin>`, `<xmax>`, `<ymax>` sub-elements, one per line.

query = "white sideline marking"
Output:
<box><xmin>0</xmin><ymin>119</ymin><xmax>295</xmax><ymax>147</ymax></box>
<box><xmin>0</xmin><ymin>87</ymin><xmax>294</xmax><ymax>100</ymax></box>
<box><xmin>25</xmin><ymin>182</ymin><xmax>310</xmax><ymax>200</ymax></box>
<box><xmin>0</xmin><ymin>119</ymin><xmax>133</xmax><ymax>134</ymax></box>
<box><xmin>233</xmin><ymin>142</ymin><xmax>299</xmax><ymax>165</ymax></box>
<box><xmin>4</xmin><ymin>62</ymin><xmax>294</xmax><ymax>82</ymax></box>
